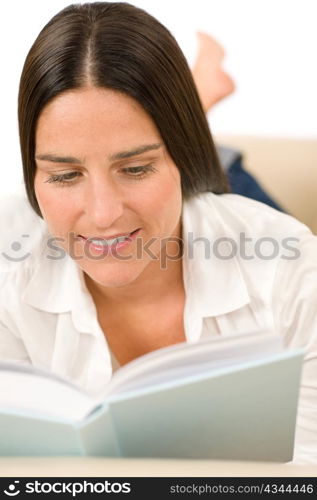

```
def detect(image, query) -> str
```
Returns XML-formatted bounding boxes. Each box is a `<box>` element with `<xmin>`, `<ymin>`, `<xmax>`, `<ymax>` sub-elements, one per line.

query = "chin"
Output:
<box><xmin>83</xmin><ymin>260</ymin><xmax>147</xmax><ymax>289</ymax></box>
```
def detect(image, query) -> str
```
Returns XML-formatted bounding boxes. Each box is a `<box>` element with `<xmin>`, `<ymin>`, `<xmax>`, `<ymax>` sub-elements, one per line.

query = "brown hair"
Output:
<box><xmin>18</xmin><ymin>2</ymin><xmax>228</xmax><ymax>217</ymax></box>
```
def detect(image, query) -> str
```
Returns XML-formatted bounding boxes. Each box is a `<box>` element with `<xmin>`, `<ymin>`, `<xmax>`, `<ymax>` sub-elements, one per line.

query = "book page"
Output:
<box><xmin>0</xmin><ymin>363</ymin><xmax>96</xmax><ymax>421</ymax></box>
<box><xmin>104</xmin><ymin>330</ymin><xmax>284</xmax><ymax>397</ymax></box>
<box><xmin>0</xmin><ymin>330</ymin><xmax>284</xmax><ymax>420</ymax></box>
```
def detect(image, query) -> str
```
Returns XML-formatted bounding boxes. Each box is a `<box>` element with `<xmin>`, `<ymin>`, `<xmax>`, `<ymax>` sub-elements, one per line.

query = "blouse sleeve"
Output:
<box><xmin>0</xmin><ymin>316</ymin><xmax>30</xmax><ymax>364</ymax></box>
<box><xmin>272</xmin><ymin>230</ymin><xmax>317</xmax><ymax>463</ymax></box>
<box><xmin>0</xmin><ymin>270</ymin><xmax>30</xmax><ymax>365</ymax></box>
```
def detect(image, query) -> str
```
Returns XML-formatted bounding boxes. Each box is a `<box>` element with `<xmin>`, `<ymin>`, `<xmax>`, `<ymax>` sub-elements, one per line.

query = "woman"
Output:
<box><xmin>0</xmin><ymin>2</ymin><xmax>316</xmax><ymax>463</ymax></box>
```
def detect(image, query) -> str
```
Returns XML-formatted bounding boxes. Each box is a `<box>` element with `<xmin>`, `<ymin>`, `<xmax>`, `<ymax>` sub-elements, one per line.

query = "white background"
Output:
<box><xmin>1</xmin><ymin>0</ymin><xmax>316</xmax><ymax>194</ymax></box>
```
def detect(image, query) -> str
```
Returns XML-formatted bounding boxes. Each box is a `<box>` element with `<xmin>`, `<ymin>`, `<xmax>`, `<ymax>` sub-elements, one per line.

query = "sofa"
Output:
<box><xmin>216</xmin><ymin>135</ymin><xmax>317</xmax><ymax>235</ymax></box>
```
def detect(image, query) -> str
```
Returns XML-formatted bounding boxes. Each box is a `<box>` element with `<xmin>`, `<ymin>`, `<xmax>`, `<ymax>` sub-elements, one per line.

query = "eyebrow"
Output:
<box><xmin>35</xmin><ymin>143</ymin><xmax>163</xmax><ymax>164</ymax></box>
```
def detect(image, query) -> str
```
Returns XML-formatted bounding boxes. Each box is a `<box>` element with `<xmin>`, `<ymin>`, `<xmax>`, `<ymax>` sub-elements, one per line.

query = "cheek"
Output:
<box><xmin>143</xmin><ymin>168</ymin><xmax>182</xmax><ymax>228</ymax></box>
<box><xmin>34</xmin><ymin>180</ymin><xmax>76</xmax><ymax>233</ymax></box>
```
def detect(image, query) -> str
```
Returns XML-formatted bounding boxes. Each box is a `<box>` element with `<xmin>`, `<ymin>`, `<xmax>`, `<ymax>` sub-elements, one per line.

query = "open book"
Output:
<box><xmin>0</xmin><ymin>330</ymin><xmax>303</xmax><ymax>461</ymax></box>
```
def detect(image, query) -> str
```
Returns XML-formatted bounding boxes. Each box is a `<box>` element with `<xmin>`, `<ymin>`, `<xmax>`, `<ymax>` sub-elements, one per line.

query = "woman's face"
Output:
<box><xmin>34</xmin><ymin>87</ymin><xmax>182</xmax><ymax>288</ymax></box>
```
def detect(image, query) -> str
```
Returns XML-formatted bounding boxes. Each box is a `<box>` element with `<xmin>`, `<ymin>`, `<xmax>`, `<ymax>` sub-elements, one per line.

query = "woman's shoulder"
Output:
<box><xmin>190</xmin><ymin>191</ymin><xmax>313</xmax><ymax>239</ymax></box>
<box><xmin>0</xmin><ymin>186</ymin><xmax>48</xmax><ymax>275</ymax></box>
<box><xmin>0</xmin><ymin>184</ymin><xmax>41</xmax><ymax>222</ymax></box>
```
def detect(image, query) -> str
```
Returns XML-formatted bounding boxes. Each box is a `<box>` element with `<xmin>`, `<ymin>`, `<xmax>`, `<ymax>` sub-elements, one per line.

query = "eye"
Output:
<box><xmin>121</xmin><ymin>165</ymin><xmax>157</xmax><ymax>179</ymax></box>
<box><xmin>45</xmin><ymin>171</ymin><xmax>81</xmax><ymax>186</ymax></box>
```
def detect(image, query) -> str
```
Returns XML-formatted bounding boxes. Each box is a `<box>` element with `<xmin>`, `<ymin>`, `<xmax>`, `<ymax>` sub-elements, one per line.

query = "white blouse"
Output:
<box><xmin>0</xmin><ymin>187</ymin><xmax>316</xmax><ymax>464</ymax></box>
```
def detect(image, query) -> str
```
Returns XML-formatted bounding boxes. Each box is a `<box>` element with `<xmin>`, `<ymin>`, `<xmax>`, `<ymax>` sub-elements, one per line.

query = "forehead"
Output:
<box><xmin>35</xmin><ymin>87</ymin><xmax>161</xmax><ymax>152</ymax></box>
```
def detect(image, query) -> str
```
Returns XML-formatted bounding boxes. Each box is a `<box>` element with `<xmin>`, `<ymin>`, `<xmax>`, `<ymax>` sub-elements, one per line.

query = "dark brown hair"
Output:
<box><xmin>18</xmin><ymin>2</ymin><xmax>228</xmax><ymax>217</ymax></box>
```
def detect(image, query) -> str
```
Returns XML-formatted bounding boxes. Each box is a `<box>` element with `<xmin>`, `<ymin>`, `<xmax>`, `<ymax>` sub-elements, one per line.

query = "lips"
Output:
<box><xmin>78</xmin><ymin>228</ymin><xmax>140</xmax><ymax>247</ymax></box>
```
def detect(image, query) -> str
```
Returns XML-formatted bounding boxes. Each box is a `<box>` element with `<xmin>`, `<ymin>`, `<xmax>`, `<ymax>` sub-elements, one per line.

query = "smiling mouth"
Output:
<box><xmin>79</xmin><ymin>228</ymin><xmax>140</xmax><ymax>246</ymax></box>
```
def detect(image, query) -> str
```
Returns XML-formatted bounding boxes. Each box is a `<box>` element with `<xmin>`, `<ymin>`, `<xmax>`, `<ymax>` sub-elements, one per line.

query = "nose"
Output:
<box><xmin>84</xmin><ymin>176</ymin><xmax>124</xmax><ymax>229</ymax></box>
